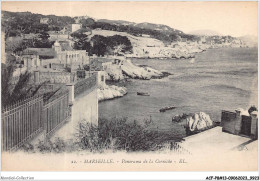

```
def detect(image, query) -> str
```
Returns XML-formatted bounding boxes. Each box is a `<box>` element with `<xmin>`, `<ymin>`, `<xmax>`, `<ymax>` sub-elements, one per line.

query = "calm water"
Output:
<box><xmin>99</xmin><ymin>48</ymin><xmax>258</xmax><ymax>138</ymax></box>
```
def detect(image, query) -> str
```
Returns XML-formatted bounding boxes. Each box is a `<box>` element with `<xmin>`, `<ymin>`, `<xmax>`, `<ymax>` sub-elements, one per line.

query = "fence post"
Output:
<box><xmin>250</xmin><ymin>111</ymin><xmax>258</xmax><ymax>139</ymax></box>
<box><xmin>66</xmin><ymin>83</ymin><xmax>75</xmax><ymax>105</ymax></box>
<box><xmin>34</xmin><ymin>71</ymin><xmax>40</xmax><ymax>84</ymax></box>
<box><xmin>234</xmin><ymin>109</ymin><xmax>242</xmax><ymax>135</ymax></box>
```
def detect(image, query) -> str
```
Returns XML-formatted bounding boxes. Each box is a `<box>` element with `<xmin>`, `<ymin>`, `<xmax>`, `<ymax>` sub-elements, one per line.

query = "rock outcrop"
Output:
<box><xmin>173</xmin><ymin>112</ymin><xmax>214</xmax><ymax>134</ymax></box>
<box><xmin>98</xmin><ymin>84</ymin><xmax>127</xmax><ymax>101</ymax></box>
<box><xmin>186</xmin><ymin>112</ymin><xmax>213</xmax><ymax>132</ymax></box>
<box><xmin>121</xmin><ymin>59</ymin><xmax>164</xmax><ymax>79</ymax></box>
<box><xmin>105</xmin><ymin>65</ymin><xmax>126</xmax><ymax>81</ymax></box>
<box><xmin>105</xmin><ymin>59</ymin><xmax>166</xmax><ymax>81</ymax></box>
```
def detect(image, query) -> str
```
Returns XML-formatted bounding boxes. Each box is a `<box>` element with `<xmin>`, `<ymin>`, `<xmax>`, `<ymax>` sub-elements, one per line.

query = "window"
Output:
<box><xmin>101</xmin><ymin>75</ymin><xmax>104</xmax><ymax>81</ymax></box>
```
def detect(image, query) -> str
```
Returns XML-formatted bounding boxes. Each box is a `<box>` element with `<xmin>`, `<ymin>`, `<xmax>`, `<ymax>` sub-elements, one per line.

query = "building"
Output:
<box><xmin>22</xmin><ymin>40</ymin><xmax>89</xmax><ymax>71</ymax></box>
<box><xmin>141</xmin><ymin>34</ymin><xmax>151</xmax><ymax>38</ymax></box>
<box><xmin>48</xmin><ymin>31</ymin><xmax>70</xmax><ymax>40</ymax></box>
<box><xmin>21</xmin><ymin>54</ymin><xmax>41</xmax><ymax>71</ymax></box>
<box><xmin>90</xmin><ymin>58</ymin><xmax>113</xmax><ymax>71</ymax></box>
<box><xmin>71</xmin><ymin>24</ymin><xmax>82</xmax><ymax>33</ymax></box>
<box><xmin>40</xmin><ymin>18</ymin><xmax>49</xmax><ymax>24</ymax></box>
<box><xmin>1</xmin><ymin>31</ymin><xmax>6</xmax><ymax>64</ymax></box>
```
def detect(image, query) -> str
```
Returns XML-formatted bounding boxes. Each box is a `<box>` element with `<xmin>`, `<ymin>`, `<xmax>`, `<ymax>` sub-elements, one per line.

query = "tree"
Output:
<box><xmin>1</xmin><ymin>63</ymin><xmax>43</xmax><ymax>108</ymax></box>
<box><xmin>34</xmin><ymin>32</ymin><xmax>53</xmax><ymax>48</ymax></box>
<box><xmin>5</xmin><ymin>36</ymin><xmax>24</xmax><ymax>53</ymax></box>
<box><xmin>38</xmin><ymin>32</ymin><xmax>50</xmax><ymax>41</ymax></box>
<box><xmin>80</xmin><ymin>18</ymin><xmax>95</xmax><ymax>28</ymax></box>
<box><xmin>113</xmin><ymin>44</ymin><xmax>126</xmax><ymax>55</ymax></box>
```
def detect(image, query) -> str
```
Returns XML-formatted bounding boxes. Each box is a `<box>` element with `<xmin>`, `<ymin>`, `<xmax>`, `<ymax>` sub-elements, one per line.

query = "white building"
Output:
<box><xmin>71</xmin><ymin>24</ymin><xmax>82</xmax><ymax>33</ymax></box>
<box><xmin>40</xmin><ymin>18</ymin><xmax>49</xmax><ymax>24</ymax></box>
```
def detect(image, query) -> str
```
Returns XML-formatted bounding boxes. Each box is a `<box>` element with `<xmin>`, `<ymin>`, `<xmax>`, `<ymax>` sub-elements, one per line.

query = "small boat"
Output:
<box><xmin>160</xmin><ymin>106</ymin><xmax>176</xmax><ymax>112</ymax></box>
<box><xmin>137</xmin><ymin>92</ymin><xmax>150</xmax><ymax>96</ymax></box>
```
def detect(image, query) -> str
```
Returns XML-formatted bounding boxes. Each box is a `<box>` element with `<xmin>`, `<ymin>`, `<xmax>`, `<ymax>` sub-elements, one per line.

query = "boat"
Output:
<box><xmin>159</xmin><ymin>106</ymin><xmax>176</xmax><ymax>112</ymax></box>
<box><xmin>137</xmin><ymin>92</ymin><xmax>150</xmax><ymax>96</ymax></box>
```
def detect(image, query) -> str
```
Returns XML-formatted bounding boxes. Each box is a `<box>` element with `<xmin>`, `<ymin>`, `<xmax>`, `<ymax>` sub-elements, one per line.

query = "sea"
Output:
<box><xmin>99</xmin><ymin>47</ymin><xmax>258</xmax><ymax>139</ymax></box>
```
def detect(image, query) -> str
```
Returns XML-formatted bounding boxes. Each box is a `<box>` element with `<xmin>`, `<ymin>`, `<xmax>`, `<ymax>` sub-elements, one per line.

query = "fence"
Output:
<box><xmin>1</xmin><ymin>96</ymin><xmax>44</xmax><ymax>151</ymax></box>
<box><xmin>74</xmin><ymin>73</ymin><xmax>97</xmax><ymax>98</ymax></box>
<box><xmin>1</xmin><ymin>90</ymin><xmax>71</xmax><ymax>151</ymax></box>
<box><xmin>43</xmin><ymin>90</ymin><xmax>71</xmax><ymax>136</ymax></box>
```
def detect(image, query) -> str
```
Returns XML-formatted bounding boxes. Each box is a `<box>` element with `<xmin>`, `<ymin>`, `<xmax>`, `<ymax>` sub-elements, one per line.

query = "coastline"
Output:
<box><xmin>99</xmin><ymin>47</ymin><xmax>257</xmax><ymax>138</ymax></box>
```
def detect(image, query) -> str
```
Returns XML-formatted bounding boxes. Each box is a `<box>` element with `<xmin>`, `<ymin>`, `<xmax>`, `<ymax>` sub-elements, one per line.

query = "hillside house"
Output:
<box><xmin>22</xmin><ymin>40</ymin><xmax>89</xmax><ymax>71</ymax></box>
<box><xmin>48</xmin><ymin>31</ymin><xmax>71</xmax><ymax>40</ymax></box>
<box><xmin>40</xmin><ymin>18</ymin><xmax>49</xmax><ymax>24</ymax></box>
<box><xmin>141</xmin><ymin>34</ymin><xmax>151</xmax><ymax>38</ymax></box>
<box><xmin>72</xmin><ymin>24</ymin><xmax>82</xmax><ymax>33</ymax></box>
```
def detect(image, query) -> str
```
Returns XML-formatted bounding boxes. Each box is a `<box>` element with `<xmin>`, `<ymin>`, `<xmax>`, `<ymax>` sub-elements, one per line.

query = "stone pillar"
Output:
<box><xmin>66</xmin><ymin>83</ymin><xmax>75</xmax><ymax>105</ymax></box>
<box><xmin>250</xmin><ymin>111</ymin><xmax>258</xmax><ymax>139</ymax></box>
<box><xmin>97</xmin><ymin>71</ymin><xmax>106</xmax><ymax>87</ymax></box>
<box><xmin>34</xmin><ymin>71</ymin><xmax>40</xmax><ymax>84</ymax></box>
<box><xmin>234</xmin><ymin>109</ymin><xmax>242</xmax><ymax>135</ymax></box>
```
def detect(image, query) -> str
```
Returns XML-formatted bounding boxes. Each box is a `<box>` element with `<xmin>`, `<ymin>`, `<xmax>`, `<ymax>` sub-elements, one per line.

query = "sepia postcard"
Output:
<box><xmin>0</xmin><ymin>1</ymin><xmax>259</xmax><ymax>175</ymax></box>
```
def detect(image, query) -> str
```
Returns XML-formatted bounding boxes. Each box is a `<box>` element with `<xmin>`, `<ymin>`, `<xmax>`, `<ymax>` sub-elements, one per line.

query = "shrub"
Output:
<box><xmin>21</xmin><ymin>143</ymin><xmax>34</xmax><ymax>152</ymax></box>
<box><xmin>36</xmin><ymin>138</ymin><xmax>66</xmax><ymax>153</ymax></box>
<box><xmin>248</xmin><ymin>106</ymin><xmax>258</xmax><ymax>114</ymax></box>
<box><xmin>76</xmin><ymin>117</ymin><xmax>183</xmax><ymax>152</ymax></box>
<box><xmin>37</xmin><ymin>139</ymin><xmax>53</xmax><ymax>153</ymax></box>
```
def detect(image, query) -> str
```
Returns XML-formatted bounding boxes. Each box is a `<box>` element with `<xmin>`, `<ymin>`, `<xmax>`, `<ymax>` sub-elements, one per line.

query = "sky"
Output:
<box><xmin>1</xmin><ymin>1</ymin><xmax>258</xmax><ymax>37</ymax></box>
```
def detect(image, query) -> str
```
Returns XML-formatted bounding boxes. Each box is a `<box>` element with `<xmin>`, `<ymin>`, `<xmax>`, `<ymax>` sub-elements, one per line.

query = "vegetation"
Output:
<box><xmin>1</xmin><ymin>55</ymin><xmax>43</xmax><ymax>108</ymax></box>
<box><xmin>72</xmin><ymin>34</ymin><xmax>133</xmax><ymax>56</ymax></box>
<box><xmin>88</xmin><ymin>21</ymin><xmax>197</xmax><ymax>42</ymax></box>
<box><xmin>248</xmin><ymin>106</ymin><xmax>258</xmax><ymax>114</ymax></box>
<box><xmin>2</xmin><ymin>11</ymin><xmax>74</xmax><ymax>37</ymax></box>
<box><xmin>21</xmin><ymin>117</ymin><xmax>186</xmax><ymax>153</ymax></box>
<box><xmin>37</xmin><ymin>138</ymin><xmax>67</xmax><ymax>153</ymax></box>
<box><xmin>1</xmin><ymin>67</ymin><xmax>43</xmax><ymax>108</ymax></box>
<box><xmin>2</xmin><ymin>10</ymin><xmax>197</xmax><ymax>43</ymax></box>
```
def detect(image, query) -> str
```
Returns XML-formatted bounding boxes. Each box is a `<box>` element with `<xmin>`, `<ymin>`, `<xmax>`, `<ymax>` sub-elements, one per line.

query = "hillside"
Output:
<box><xmin>238</xmin><ymin>35</ymin><xmax>258</xmax><ymax>47</ymax></box>
<box><xmin>97</xmin><ymin>19</ymin><xmax>183</xmax><ymax>34</ymax></box>
<box><xmin>2</xmin><ymin>11</ymin><xmax>75</xmax><ymax>36</ymax></box>
<box><xmin>188</xmin><ymin>29</ymin><xmax>222</xmax><ymax>36</ymax></box>
<box><xmin>2</xmin><ymin>11</ymin><xmax>197</xmax><ymax>43</ymax></box>
<box><xmin>89</xmin><ymin>29</ymin><xmax>164</xmax><ymax>47</ymax></box>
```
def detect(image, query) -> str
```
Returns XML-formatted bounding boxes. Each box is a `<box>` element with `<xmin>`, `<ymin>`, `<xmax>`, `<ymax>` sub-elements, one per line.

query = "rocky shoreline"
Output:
<box><xmin>97</xmin><ymin>84</ymin><xmax>127</xmax><ymax>102</ymax></box>
<box><xmin>98</xmin><ymin>43</ymin><xmax>234</xmax><ymax>102</ymax></box>
<box><xmin>105</xmin><ymin>58</ymin><xmax>171</xmax><ymax>81</ymax></box>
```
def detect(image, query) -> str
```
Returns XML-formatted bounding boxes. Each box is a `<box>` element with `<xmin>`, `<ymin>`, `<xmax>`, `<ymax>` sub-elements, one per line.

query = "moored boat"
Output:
<box><xmin>159</xmin><ymin>106</ymin><xmax>176</xmax><ymax>112</ymax></box>
<box><xmin>137</xmin><ymin>92</ymin><xmax>150</xmax><ymax>96</ymax></box>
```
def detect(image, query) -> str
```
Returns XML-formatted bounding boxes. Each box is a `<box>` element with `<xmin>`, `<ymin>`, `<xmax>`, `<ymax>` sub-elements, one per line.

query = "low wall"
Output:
<box><xmin>221</xmin><ymin>110</ymin><xmax>258</xmax><ymax>138</ymax></box>
<box><xmin>50</xmin><ymin>87</ymin><xmax>98</xmax><ymax>141</ymax></box>
<box><xmin>72</xmin><ymin>88</ymin><xmax>98</xmax><ymax>125</ymax></box>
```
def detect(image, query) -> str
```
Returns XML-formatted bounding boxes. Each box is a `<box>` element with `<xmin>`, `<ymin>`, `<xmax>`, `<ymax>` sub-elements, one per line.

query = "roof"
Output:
<box><xmin>23</xmin><ymin>48</ymin><xmax>55</xmax><ymax>57</ymax></box>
